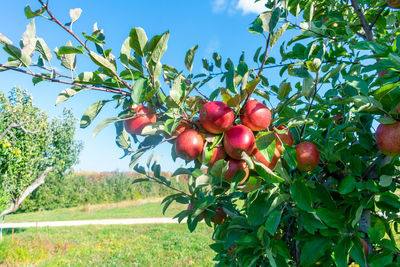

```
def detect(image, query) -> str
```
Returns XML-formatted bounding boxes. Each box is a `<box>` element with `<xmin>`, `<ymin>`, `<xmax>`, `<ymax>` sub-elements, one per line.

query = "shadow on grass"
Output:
<box><xmin>2</xmin><ymin>227</ymin><xmax>27</xmax><ymax>236</ymax></box>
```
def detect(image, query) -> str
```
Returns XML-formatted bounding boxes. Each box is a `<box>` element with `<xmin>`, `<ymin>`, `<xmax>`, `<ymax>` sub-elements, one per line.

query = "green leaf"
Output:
<box><xmin>255</xmin><ymin>131</ymin><xmax>275</xmax><ymax>162</ymax></box>
<box><xmin>115</xmin><ymin>121</ymin><xmax>131</xmax><ymax>150</ymax></box>
<box><xmin>270</xmin><ymin>23</ymin><xmax>289</xmax><ymax>48</ymax></box>
<box><xmin>282</xmin><ymin>145</ymin><xmax>297</xmax><ymax>170</ymax></box>
<box><xmin>93</xmin><ymin>117</ymin><xmax>123</xmax><ymax>137</ymax></box>
<box><xmin>247</xmin><ymin>193</ymin><xmax>268</xmax><ymax>226</ymax></box>
<box><xmin>120</xmin><ymin>37</ymin><xmax>131</xmax><ymax>68</ymax></box>
<box><xmin>129</xmin><ymin>27</ymin><xmax>148</xmax><ymax>57</ymax></box>
<box><xmin>379</xmin><ymin>175</ymin><xmax>393</xmax><ymax>187</ymax></box>
<box><xmin>55</xmin><ymin>86</ymin><xmax>83</xmax><ymax>106</ymax></box>
<box><xmin>58</xmin><ymin>45</ymin><xmax>85</xmax><ymax>55</ymax></box>
<box><xmin>266</xmin><ymin>249</ymin><xmax>277</xmax><ymax>267</ymax></box>
<box><xmin>350</xmin><ymin>237</ymin><xmax>367</xmax><ymax>267</ymax></box>
<box><xmin>388</xmin><ymin>53</ymin><xmax>400</xmax><ymax>70</ymax></box>
<box><xmin>212</xmin><ymin>52</ymin><xmax>221</xmax><ymax>68</ymax></box>
<box><xmin>129</xmin><ymin>151</ymin><xmax>146</xmax><ymax>169</ymax></box>
<box><xmin>170</xmin><ymin>75</ymin><xmax>185</xmax><ymax>106</ymax></box>
<box><xmin>278</xmin><ymin>81</ymin><xmax>291</xmax><ymax>100</ymax></box>
<box><xmin>265</xmin><ymin>209</ymin><xmax>282</xmax><ymax>235</ymax></box>
<box><xmin>334</xmin><ymin>237</ymin><xmax>351</xmax><ymax>267</ymax></box>
<box><xmin>300</xmin><ymin>237</ymin><xmax>331</xmax><ymax>266</ymax></box>
<box><xmin>316</xmin><ymin>207</ymin><xmax>345</xmax><ymax>229</ymax></box>
<box><xmin>0</xmin><ymin>33</ymin><xmax>13</xmax><ymax>45</ymax></box>
<box><xmin>131</xmin><ymin>78</ymin><xmax>148</xmax><ymax>105</ymax></box>
<box><xmin>254</xmin><ymin>160</ymin><xmax>285</xmax><ymax>183</ymax></box>
<box><xmin>89</xmin><ymin>51</ymin><xmax>117</xmax><ymax>74</ymax></box>
<box><xmin>35</xmin><ymin>38</ymin><xmax>52</xmax><ymax>61</ymax></box>
<box><xmin>74</xmin><ymin>72</ymin><xmax>103</xmax><ymax>84</ymax></box>
<box><xmin>290</xmin><ymin>180</ymin><xmax>313</xmax><ymax>212</ymax></box>
<box><xmin>184</xmin><ymin>45</ymin><xmax>198</xmax><ymax>72</ymax></box>
<box><xmin>24</xmin><ymin>5</ymin><xmax>45</xmax><ymax>19</ymax></box>
<box><xmin>302</xmin><ymin>77</ymin><xmax>314</xmax><ymax>98</ymax></box>
<box><xmin>3</xmin><ymin>44</ymin><xmax>31</xmax><ymax>67</ymax></box>
<box><xmin>80</xmin><ymin>100</ymin><xmax>111</xmax><ymax>128</ymax></box>
<box><xmin>69</xmin><ymin>8</ymin><xmax>82</xmax><ymax>24</ymax></box>
<box><xmin>338</xmin><ymin>175</ymin><xmax>356</xmax><ymax>194</ymax></box>
<box><xmin>268</xmin><ymin>8</ymin><xmax>281</xmax><ymax>34</ymax></box>
<box><xmin>145</xmin><ymin>31</ymin><xmax>169</xmax><ymax>64</ymax></box>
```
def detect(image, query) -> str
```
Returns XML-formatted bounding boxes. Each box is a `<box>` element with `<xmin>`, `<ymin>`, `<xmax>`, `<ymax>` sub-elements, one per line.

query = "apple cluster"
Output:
<box><xmin>123</xmin><ymin>100</ymin><xmax>322</xmax><ymax>223</ymax></box>
<box><xmin>125</xmin><ymin>100</ymin><xmax>321</xmax><ymax>184</ymax></box>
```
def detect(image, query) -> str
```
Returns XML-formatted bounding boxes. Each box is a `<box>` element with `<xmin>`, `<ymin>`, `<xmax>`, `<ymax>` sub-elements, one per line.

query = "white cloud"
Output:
<box><xmin>212</xmin><ymin>0</ymin><xmax>268</xmax><ymax>15</ymax></box>
<box><xmin>236</xmin><ymin>0</ymin><xmax>268</xmax><ymax>14</ymax></box>
<box><xmin>212</xmin><ymin>0</ymin><xmax>228</xmax><ymax>13</ymax></box>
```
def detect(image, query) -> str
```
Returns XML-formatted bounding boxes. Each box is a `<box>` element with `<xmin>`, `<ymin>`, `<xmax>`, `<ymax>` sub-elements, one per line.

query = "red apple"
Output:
<box><xmin>199</xmin><ymin>101</ymin><xmax>234</xmax><ymax>134</ymax></box>
<box><xmin>124</xmin><ymin>105</ymin><xmax>156</xmax><ymax>135</ymax></box>
<box><xmin>376</xmin><ymin>121</ymin><xmax>400</xmax><ymax>156</ymax></box>
<box><xmin>274</xmin><ymin>126</ymin><xmax>294</xmax><ymax>149</ymax></box>
<box><xmin>253</xmin><ymin>146</ymin><xmax>280</xmax><ymax>170</ymax></box>
<box><xmin>333</xmin><ymin>115</ymin><xmax>344</xmax><ymax>125</ymax></box>
<box><xmin>393</xmin><ymin>103</ymin><xmax>400</xmax><ymax>114</ymax></box>
<box><xmin>175</xmin><ymin>129</ymin><xmax>204</xmax><ymax>160</ymax></box>
<box><xmin>240</xmin><ymin>100</ymin><xmax>271</xmax><ymax>131</ymax></box>
<box><xmin>295</xmin><ymin>142</ymin><xmax>320</xmax><ymax>171</ymax></box>
<box><xmin>211</xmin><ymin>208</ymin><xmax>227</xmax><ymax>225</ymax></box>
<box><xmin>224</xmin><ymin>158</ymin><xmax>249</xmax><ymax>184</ymax></box>
<box><xmin>387</xmin><ymin>0</ymin><xmax>400</xmax><ymax>9</ymax></box>
<box><xmin>359</xmin><ymin>237</ymin><xmax>369</xmax><ymax>255</ymax></box>
<box><xmin>378</xmin><ymin>70</ymin><xmax>388</xmax><ymax>77</ymax></box>
<box><xmin>171</xmin><ymin>120</ymin><xmax>192</xmax><ymax>137</ymax></box>
<box><xmin>207</xmin><ymin>146</ymin><xmax>226</xmax><ymax>166</ymax></box>
<box><xmin>224</xmin><ymin>125</ymin><xmax>255</xmax><ymax>159</ymax></box>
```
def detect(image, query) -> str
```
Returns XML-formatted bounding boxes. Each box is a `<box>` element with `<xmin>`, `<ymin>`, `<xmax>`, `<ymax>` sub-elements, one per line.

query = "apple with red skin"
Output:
<box><xmin>253</xmin><ymin>146</ymin><xmax>280</xmax><ymax>170</ymax></box>
<box><xmin>387</xmin><ymin>0</ymin><xmax>400</xmax><ymax>9</ymax></box>
<box><xmin>378</xmin><ymin>70</ymin><xmax>388</xmax><ymax>77</ymax></box>
<box><xmin>295</xmin><ymin>142</ymin><xmax>320</xmax><ymax>171</ymax></box>
<box><xmin>211</xmin><ymin>208</ymin><xmax>227</xmax><ymax>225</ymax></box>
<box><xmin>224</xmin><ymin>125</ymin><xmax>255</xmax><ymax>159</ymax></box>
<box><xmin>376</xmin><ymin>121</ymin><xmax>400</xmax><ymax>156</ymax></box>
<box><xmin>333</xmin><ymin>115</ymin><xmax>344</xmax><ymax>125</ymax></box>
<box><xmin>206</xmin><ymin>146</ymin><xmax>226</xmax><ymax>167</ymax></box>
<box><xmin>175</xmin><ymin>129</ymin><xmax>204</xmax><ymax>160</ymax></box>
<box><xmin>240</xmin><ymin>100</ymin><xmax>271</xmax><ymax>131</ymax></box>
<box><xmin>171</xmin><ymin>120</ymin><xmax>192</xmax><ymax>137</ymax></box>
<box><xmin>359</xmin><ymin>237</ymin><xmax>369</xmax><ymax>255</ymax></box>
<box><xmin>124</xmin><ymin>105</ymin><xmax>156</xmax><ymax>135</ymax></box>
<box><xmin>199</xmin><ymin>101</ymin><xmax>234</xmax><ymax>134</ymax></box>
<box><xmin>224</xmin><ymin>158</ymin><xmax>249</xmax><ymax>184</ymax></box>
<box><xmin>252</xmin><ymin>127</ymin><xmax>293</xmax><ymax>170</ymax></box>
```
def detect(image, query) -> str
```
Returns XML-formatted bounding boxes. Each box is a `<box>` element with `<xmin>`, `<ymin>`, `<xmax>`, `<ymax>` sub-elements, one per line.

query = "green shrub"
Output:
<box><xmin>19</xmin><ymin>171</ymin><xmax>187</xmax><ymax>212</ymax></box>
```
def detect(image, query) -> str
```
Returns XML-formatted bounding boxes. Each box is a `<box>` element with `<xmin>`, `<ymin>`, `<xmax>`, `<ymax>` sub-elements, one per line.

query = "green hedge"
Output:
<box><xmin>19</xmin><ymin>171</ymin><xmax>187</xmax><ymax>212</ymax></box>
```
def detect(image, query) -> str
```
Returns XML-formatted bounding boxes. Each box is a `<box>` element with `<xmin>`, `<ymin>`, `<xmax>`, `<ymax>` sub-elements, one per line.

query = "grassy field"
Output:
<box><xmin>0</xmin><ymin>224</ymin><xmax>214</xmax><ymax>266</ymax></box>
<box><xmin>6</xmin><ymin>199</ymin><xmax>186</xmax><ymax>223</ymax></box>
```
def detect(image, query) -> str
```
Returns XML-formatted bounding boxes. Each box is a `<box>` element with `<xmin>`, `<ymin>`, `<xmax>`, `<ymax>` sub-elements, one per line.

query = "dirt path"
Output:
<box><xmin>2</xmin><ymin>217</ymin><xmax>187</xmax><ymax>229</ymax></box>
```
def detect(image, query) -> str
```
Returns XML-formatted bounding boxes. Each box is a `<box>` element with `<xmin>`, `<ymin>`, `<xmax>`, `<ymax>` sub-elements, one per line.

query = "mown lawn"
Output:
<box><xmin>6</xmin><ymin>199</ymin><xmax>186</xmax><ymax>223</ymax></box>
<box><xmin>0</xmin><ymin>223</ymin><xmax>214</xmax><ymax>266</ymax></box>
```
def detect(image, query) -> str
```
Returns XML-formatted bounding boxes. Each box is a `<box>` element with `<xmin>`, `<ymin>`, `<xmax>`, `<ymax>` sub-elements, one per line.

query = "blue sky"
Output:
<box><xmin>0</xmin><ymin>0</ymin><xmax>291</xmax><ymax>173</ymax></box>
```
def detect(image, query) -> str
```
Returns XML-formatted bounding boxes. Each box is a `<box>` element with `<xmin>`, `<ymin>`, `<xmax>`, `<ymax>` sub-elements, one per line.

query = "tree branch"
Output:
<box><xmin>370</xmin><ymin>6</ymin><xmax>386</xmax><ymax>29</ymax></box>
<box><xmin>0</xmin><ymin>63</ymin><xmax>131</xmax><ymax>96</ymax></box>
<box><xmin>0</xmin><ymin>166</ymin><xmax>53</xmax><ymax>217</ymax></box>
<box><xmin>299</xmin><ymin>72</ymin><xmax>319</xmax><ymax>142</ymax></box>
<box><xmin>351</xmin><ymin>0</ymin><xmax>375</xmax><ymax>42</ymax></box>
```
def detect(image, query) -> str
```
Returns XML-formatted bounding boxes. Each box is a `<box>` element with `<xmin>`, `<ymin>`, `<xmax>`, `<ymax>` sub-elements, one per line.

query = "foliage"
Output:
<box><xmin>0</xmin><ymin>0</ymin><xmax>400</xmax><ymax>265</ymax></box>
<box><xmin>19</xmin><ymin>171</ymin><xmax>187</xmax><ymax>212</ymax></box>
<box><xmin>0</xmin><ymin>88</ymin><xmax>81</xmax><ymax>216</ymax></box>
<box><xmin>0</xmin><ymin>224</ymin><xmax>213</xmax><ymax>266</ymax></box>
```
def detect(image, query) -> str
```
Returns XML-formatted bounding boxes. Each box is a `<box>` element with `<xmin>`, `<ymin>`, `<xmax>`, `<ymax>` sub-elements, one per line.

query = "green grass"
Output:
<box><xmin>0</xmin><ymin>224</ymin><xmax>215</xmax><ymax>266</ymax></box>
<box><xmin>6</xmin><ymin>199</ymin><xmax>186</xmax><ymax>223</ymax></box>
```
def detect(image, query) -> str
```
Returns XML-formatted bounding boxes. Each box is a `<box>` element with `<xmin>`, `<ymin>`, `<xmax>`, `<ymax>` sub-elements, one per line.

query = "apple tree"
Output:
<box><xmin>0</xmin><ymin>87</ymin><xmax>81</xmax><ymax>224</ymax></box>
<box><xmin>0</xmin><ymin>0</ymin><xmax>400</xmax><ymax>265</ymax></box>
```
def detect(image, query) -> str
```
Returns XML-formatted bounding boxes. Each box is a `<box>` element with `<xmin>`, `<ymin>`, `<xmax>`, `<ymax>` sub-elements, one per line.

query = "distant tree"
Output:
<box><xmin>0</xmin><ymin>88</ymin><xmax>81</xmax><ymax>224</ymax></box>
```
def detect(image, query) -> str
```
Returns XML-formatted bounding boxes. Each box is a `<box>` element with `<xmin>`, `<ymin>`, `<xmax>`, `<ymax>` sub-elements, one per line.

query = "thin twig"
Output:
<box><xmin>38</xmin><ymin>0</ymin><xmax>133</xmax><ymax>91</ymax></box>
<box><xmin>369</xmin><ymin>6</ymin><xmax>386</xmax><ymax>29</ymax></box>
<box><xmin>145</xmin><ymin>174</ymin><xmax>189</xmax><ymax>196</ymax></box>
<box><xmin>0</xmin><ymin>63</ymin><xmax>131</xmax><ymax>96</ymax></box>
